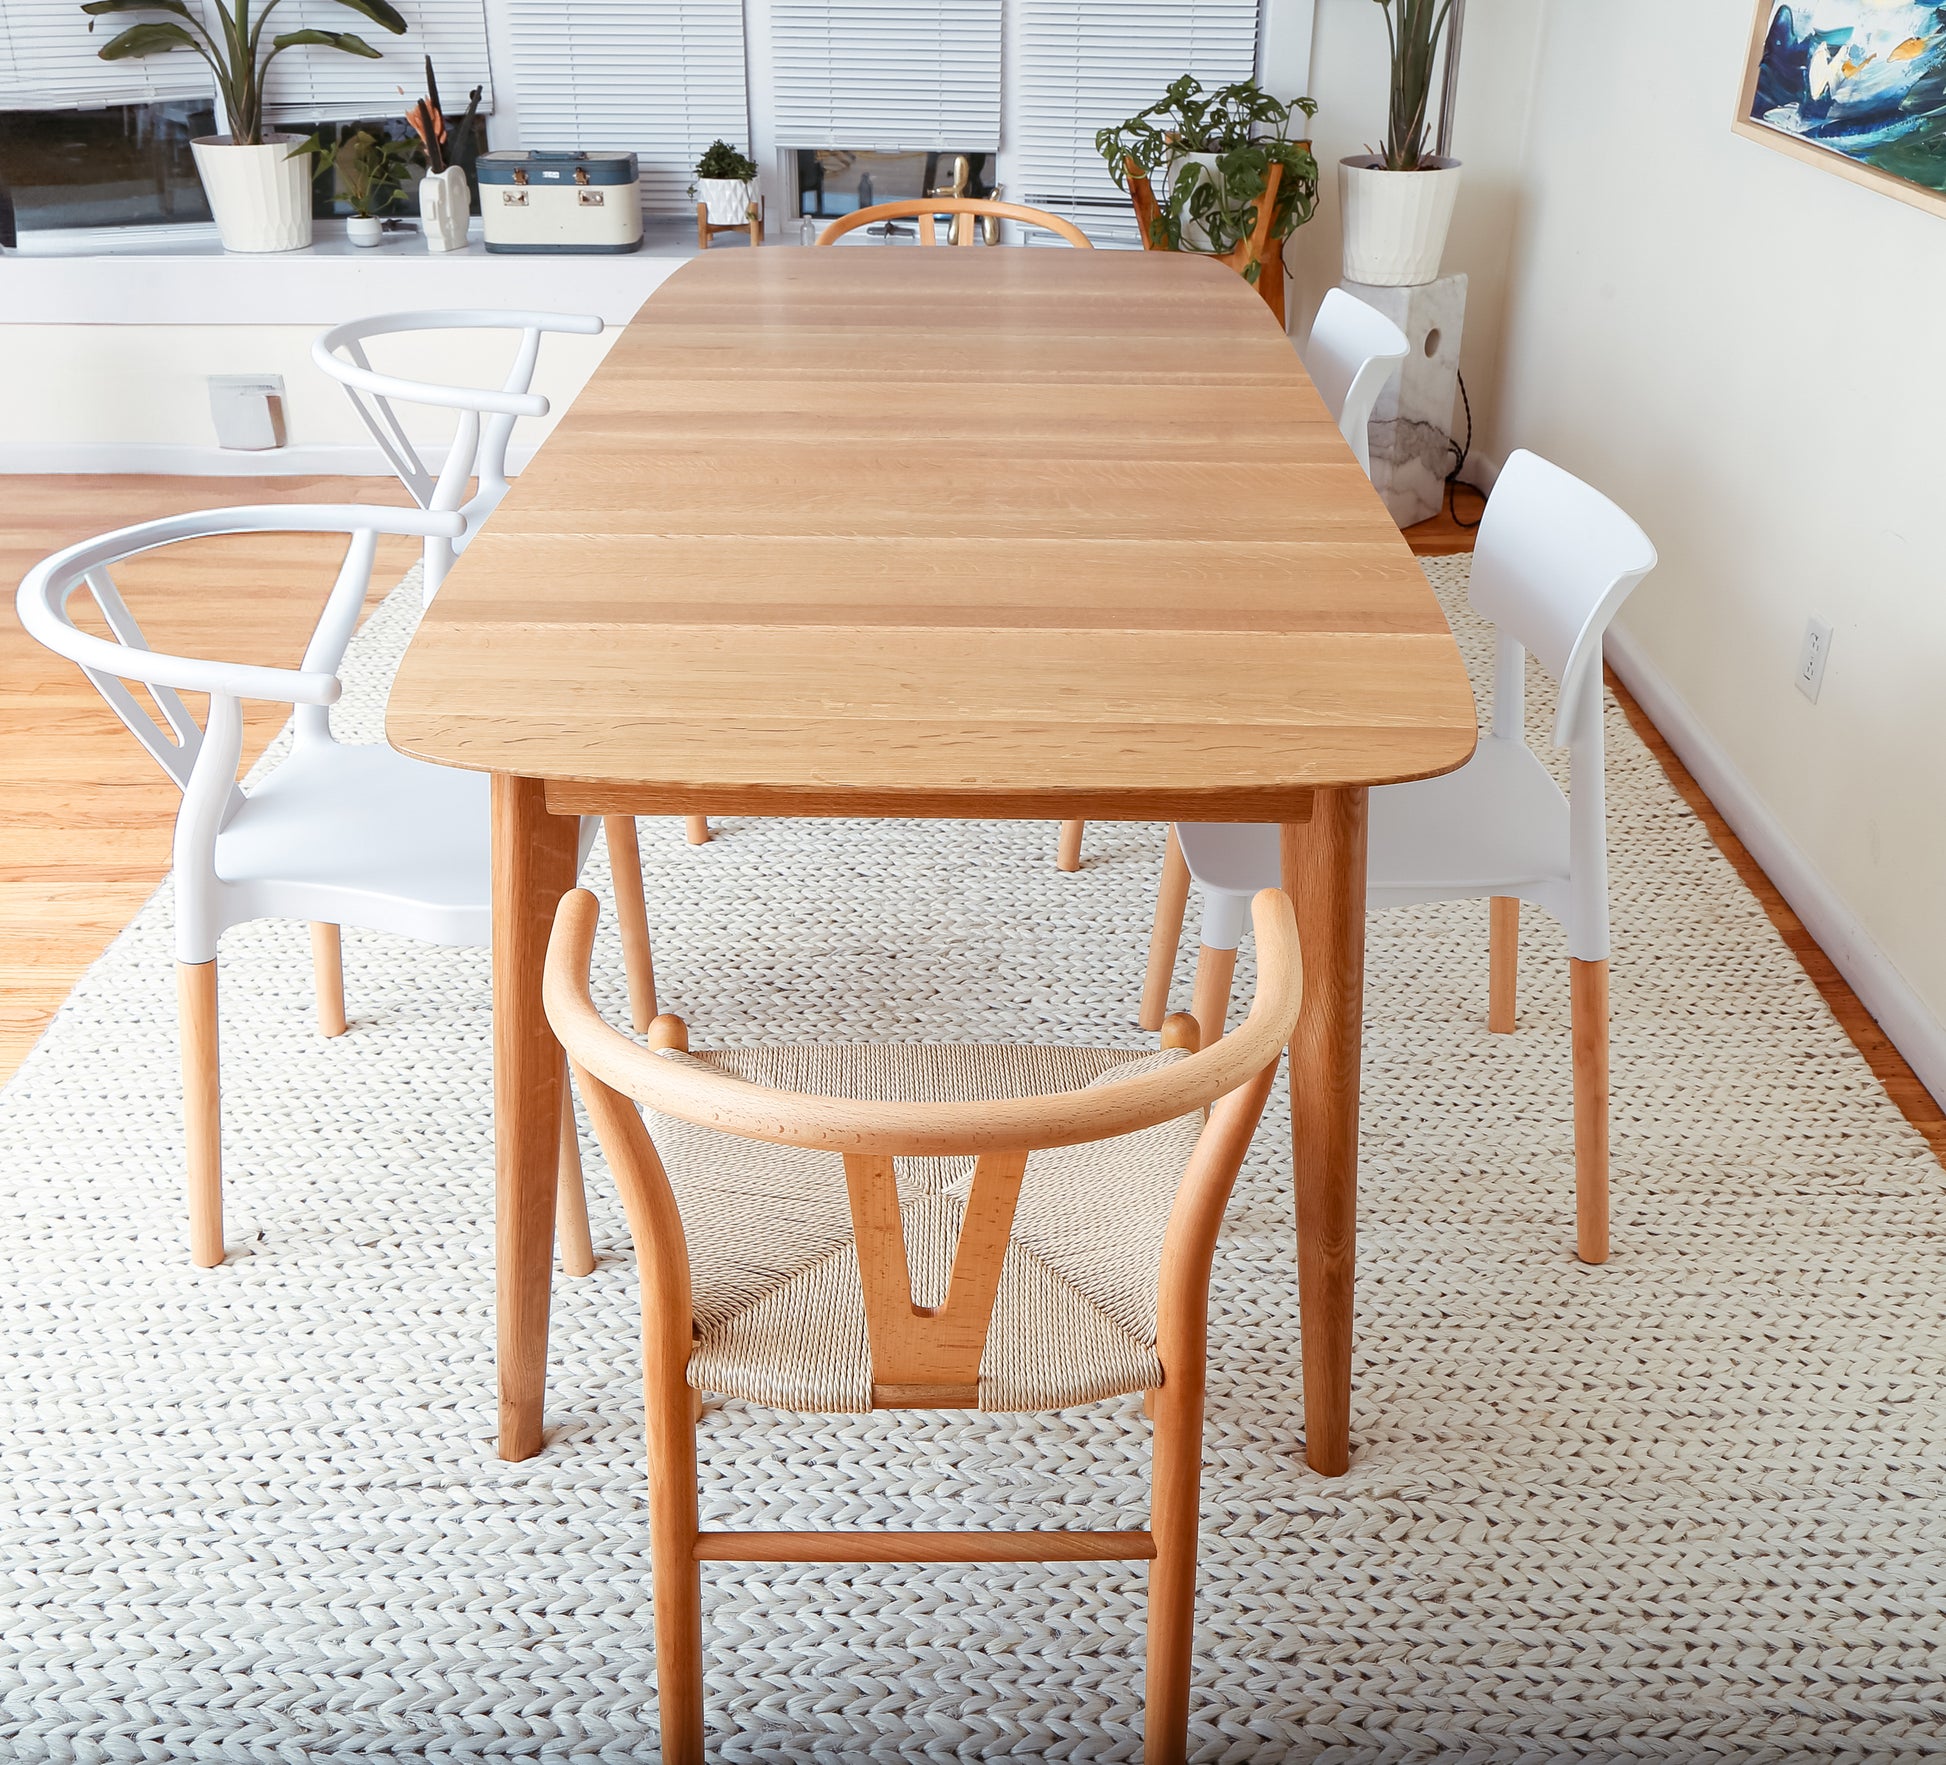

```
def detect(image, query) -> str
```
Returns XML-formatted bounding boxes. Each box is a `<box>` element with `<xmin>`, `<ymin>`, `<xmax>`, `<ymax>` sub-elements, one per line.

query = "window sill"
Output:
<box><xmin>0</xmin><ymin>216</ymin><xmax>745</xmax><ymax>326</ymax></box>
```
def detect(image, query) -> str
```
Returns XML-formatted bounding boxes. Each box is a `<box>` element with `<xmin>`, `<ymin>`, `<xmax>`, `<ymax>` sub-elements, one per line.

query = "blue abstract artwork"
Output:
<box><xmin>1743</xmin><ymin>2</ymin><xmax>1946</xmax><ymax>203</ymax></box>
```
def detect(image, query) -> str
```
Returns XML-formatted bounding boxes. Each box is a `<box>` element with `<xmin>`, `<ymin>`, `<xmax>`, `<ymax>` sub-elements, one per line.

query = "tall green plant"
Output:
<box><xmin>1373</xmin><ymin>0</ymin><xmax>1456</xmax><ymax>171</ymax></box>
<box><xmin>1097</xmin><ymin>77</ymin><xmax>1319</xmax><ymax>258</ymax></box>
<box><xmin>80</xmin><ymin>0</ymin><xmax>408</xmax><ymax>146</ymax></box>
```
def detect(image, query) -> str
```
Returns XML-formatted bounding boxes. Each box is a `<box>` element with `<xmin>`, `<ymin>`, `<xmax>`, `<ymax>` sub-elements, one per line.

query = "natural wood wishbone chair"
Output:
<box><xmin>816</xmin><ymin>197</ymin><xmax>1094</xmax><ymax>249</ymax></box>
<box><xmin>544</xmin><ymin>885</ymin><xmax>1305</xmax><ymax>1763</ymax></box>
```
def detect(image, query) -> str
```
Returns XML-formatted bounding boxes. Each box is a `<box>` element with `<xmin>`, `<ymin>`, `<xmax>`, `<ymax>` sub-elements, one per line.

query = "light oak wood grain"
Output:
<box><xmin>387</xmin><ymin>250</ymin><xmax>1478</xmax><ymax>810</ymax></box>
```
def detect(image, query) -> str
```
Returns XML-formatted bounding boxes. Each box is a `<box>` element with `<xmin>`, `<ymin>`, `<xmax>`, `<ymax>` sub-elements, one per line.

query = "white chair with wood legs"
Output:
<box><xmin>15</xmin><ymin>506</ymin><xmax>651</xmax><ymax>1269</ymax></box>
<box><xmin>1146</xmin><ymin>451</ymin><xmax>1657</xmax><ymax>1264</ymax></box>
<box><xmin>1055</xmin><ymin>289</ymin><xmax>1409</xmax><ymax>872</ymax></box>
<box><xmin>312</xmin><ymin>308</ymin><xmax>711</xmax><ymax>850</ymax></box>
<box><xmin>544</xmin><ymin>885</ymin><xmax>1304</xmax><ymax>1765</ymax></box>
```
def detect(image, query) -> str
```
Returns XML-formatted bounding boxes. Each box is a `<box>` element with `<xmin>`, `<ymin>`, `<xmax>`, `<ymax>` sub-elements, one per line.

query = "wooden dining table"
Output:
<box><xmin>386</xmin><ymin>244</ymin><xmax>1477</xmax><ymax>1476</ymax></box>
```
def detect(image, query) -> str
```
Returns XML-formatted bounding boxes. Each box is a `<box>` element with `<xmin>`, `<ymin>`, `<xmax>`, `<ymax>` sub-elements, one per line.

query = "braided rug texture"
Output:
<box><xmin>3</xmin><ymin>558</ymin><xmax>1943</xmax><ymax>1761</ymax></box>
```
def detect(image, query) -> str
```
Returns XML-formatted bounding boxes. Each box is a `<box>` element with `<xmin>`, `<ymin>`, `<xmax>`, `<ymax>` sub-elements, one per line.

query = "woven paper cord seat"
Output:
<box><xmin>650</xmin><ymin>1043</ymin><xmax>1199</xmax><ymax>1413</ymax></box>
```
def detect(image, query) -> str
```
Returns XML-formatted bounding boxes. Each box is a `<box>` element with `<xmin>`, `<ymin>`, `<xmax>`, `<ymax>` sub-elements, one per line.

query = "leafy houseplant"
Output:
<box><xmin>1097</xmin><ymin>77</ymin><xmax>1319</xmax><ymax>262</ymax></box>
<box><xmin>691</xmin><ymin>139</ymin><xmax>759</xmax><ymax>227</ymax></box>
<box><xmin>312</xmin><ymin>128</ymin><xmax>419</xmax><ymax>244</ymax></box>
<box><xmin>81</xmin><ymin>0</ymin><xmax>407</xmax><ymax>251</ymax></box>
<box><xmin>1341</xmin><ymin>0</ymin><xmax>1464</xmax><ymax>285</ymax></box>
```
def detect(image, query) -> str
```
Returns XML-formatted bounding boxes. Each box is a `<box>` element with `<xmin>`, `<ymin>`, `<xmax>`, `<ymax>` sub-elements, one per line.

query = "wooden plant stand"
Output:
<box><xmin>696</xmin><ymin>198</ymin><xmax>764</xmax><ymax>249</ymax></box>
<box><xmin>1123</xmin><ymin>156</ymin><xmax>1286</xmax><ymax>328</ymax></box>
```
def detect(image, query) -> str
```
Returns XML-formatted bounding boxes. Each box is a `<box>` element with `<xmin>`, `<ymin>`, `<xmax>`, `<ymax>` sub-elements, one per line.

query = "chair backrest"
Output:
<box><xmin>546</xmin><ymin>885</ymin><xmax>1302</xmax><ymax>1407</ymax></box>
<box><xmin>1303</xmin><ymin>290</ymin><xmax>1409</xmax><ymax>479</ymax></box>
<box><xmin>816</xmin><ymin>199</ymin><xmax>1094</xmax><ymax>249</ymax></box>
<box><xmin>1468</xmin><ymin>449</ymin><xmax>1659</xmax><ymax>748</ymax></box>
<box><xmin>15</xmin><ymin>505</ymin><xmax>464</xmax><ymax>919</ymax></box>
<box><xmin>311</xmin><ymin>309</ymin><xmax>604</xmax><ymax>529</ymax></box>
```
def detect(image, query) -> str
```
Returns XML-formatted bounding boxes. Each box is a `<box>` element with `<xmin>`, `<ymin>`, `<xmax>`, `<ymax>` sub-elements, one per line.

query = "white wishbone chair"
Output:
<box><xmin>1054</xmin><ymin>288</ymin><xmax>1409</xmax><ymax>873</ymax></box>
<box><xmin>313</xmin><ymin>310</ymin><xmax>713</xmax><ymax>845</ymax></box>
<box><xmin>15</xmin><ymin>506</ymin><xmax>649</xmax><ymax>1269</ymax></box>
<box><xmin>545</xmin><ymin>883</ymin><xmax>1304</xmax><ymax>1764</ymax></box>
<box><xmin>1148</xmin><ymin>450</ymin><xmax>1658</xmax><ymax>1263</ymax></box>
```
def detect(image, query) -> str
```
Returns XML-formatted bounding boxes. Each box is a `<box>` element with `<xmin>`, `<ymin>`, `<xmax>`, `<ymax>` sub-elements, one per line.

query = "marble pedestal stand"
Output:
<box><xmin>1340</xmin><ymin>272</ymin><xmax>1467</xmax><ymax>528</ymax></box>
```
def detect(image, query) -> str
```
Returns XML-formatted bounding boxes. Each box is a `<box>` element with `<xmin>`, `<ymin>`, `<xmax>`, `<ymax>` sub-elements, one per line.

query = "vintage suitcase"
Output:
<box><xmin>478</xmin><ymin>150</ymin><xmax>643</xmax><ymax>253</ymax></box>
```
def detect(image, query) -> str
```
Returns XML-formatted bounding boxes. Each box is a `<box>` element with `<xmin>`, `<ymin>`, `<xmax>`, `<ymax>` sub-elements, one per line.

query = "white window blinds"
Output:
<box><xmin>506</xmin><ymin>0</ymin><xmax>748</xmax><ymax>213</ymax></box>
<box><xmin>260</xmin><ymin>0</ymin><xmax>496</xmax><ymax>125</ymax></box>
<box><xmin>0</xmin><ymin>0</ymin><xmax>213</xmax><ymax>110</ymax></box>
<box><xmin>1010</xmin><ymin>0</ymin><xmax>1261</xmax><ymax>244</ymax></box>
<box><xmin>771</xmin><ymin>1</ymin><xmax>1001</xmax><ymax>150</ymax></box>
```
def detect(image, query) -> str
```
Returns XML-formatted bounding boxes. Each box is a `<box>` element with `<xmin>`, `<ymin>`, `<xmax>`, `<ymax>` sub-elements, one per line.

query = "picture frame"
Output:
<box><xmin>1734</xmin><ymin>1</ymin><xmax>1946</xmax><ymax>221</ymax></box>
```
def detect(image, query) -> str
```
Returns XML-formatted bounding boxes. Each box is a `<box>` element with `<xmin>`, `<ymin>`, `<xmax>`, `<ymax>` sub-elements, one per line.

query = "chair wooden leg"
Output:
<box><xmin>556</xmin><ymin>1073</ymin><xmax>596</xmax><ymax>1279</ymax></box>
<box><xmin>1488</xmin><ymin>897</ymin><xmax>1519</xmax><ymax>1033</ymax></box>
<box><xmin>177</xmin><ymin>960</ymin><xmax>224</xmax><ymax>1268</ymax></box>
<box><xmin>310</xmin><ymin>923</ymin><xmax>347</xmax><ymax>1038</ymax></box>
<box><xmin>1571</xmin><ymin>958</ymin><xmax>1610</xmax><ymax>1265</ymax></box>
<box><xmin>604</xmin><ymin>815</ymin><xmax>659</xmax><ymax>1033</ymax></box>
<box><xmin>1056</xmin><ymin>819</ymin><xmax>1085</xmax><ymax>872</ymax></box>
<box><xmin>1140</xmin><ymin>828</ymin><xmax>1192</xmax><ymax>1032</ymax></box>
<box><xmin>684</xmin><ymin>815</ymin><xmax>711</xmax><ymax>846</ymax></box>
<box><xmin>646</xmin><ymin>1355</ymin><xmax>706</xmax><ymax>1762</ymax></box>
<box><xmin>1188</xmin><ymin>945</ymin><xmax>1236</xmax><ymax>1051</ymax></box>
<box><xmin>1144</xmin><ymin>1374</ymin><xmax>1203</xmax><ymax>1764</ymax></box>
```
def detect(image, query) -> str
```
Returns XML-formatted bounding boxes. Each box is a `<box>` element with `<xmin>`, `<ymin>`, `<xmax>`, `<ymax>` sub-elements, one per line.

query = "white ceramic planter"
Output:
<box><xmin>697</xmin><ymin>177</ymin><xmax>754</xmax><ymax>226</ymax></box>
<box><xmin>346</xmin><ymin>215</ymin><xmax>383</xmax><ymax>247</ymax></box>
<box><xmin>1162</xmin><ymin>152</ymin><xmax>1223</xmax><ymax>251</ymax></box>
<box><xmin>419</xmin><ymin>165</ymin><xmax>471</xmax><ymax>253</ymax></box>
<box><xmin>190</xmin><ymin>135</ymin><xmax>313</xmax><ymax>254</ymax></box>
<box><xmin>1339</xmin><ymin>154</ymin><xmax>1462</xmax><ymax>287</ymax></box>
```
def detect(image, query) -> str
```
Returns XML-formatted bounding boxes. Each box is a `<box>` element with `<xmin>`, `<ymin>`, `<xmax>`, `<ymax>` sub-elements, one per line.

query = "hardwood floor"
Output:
<box><xmin>1</xmin><ymin>478</ymin><xmax>1939</xmax><ymax>1169</ymax></box>
<box><xmin>0</xmin><ymin>476</ymin><xmax>419</xmax><ymax>1078</ymax></box>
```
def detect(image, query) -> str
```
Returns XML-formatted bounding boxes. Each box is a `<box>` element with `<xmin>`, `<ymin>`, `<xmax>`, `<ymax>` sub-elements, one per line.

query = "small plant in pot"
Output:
<box><xmin>1341</xmin><ymin>0</ymin><xmax>1463</xmax><ymax>286</ymax></box>
<box><xmin>308</xmin><ymin>128</ymin><xmax>419</xmax><ymax>245</ymax></box>
<box><xmin>80</xmin><ymin>0</ymin><xmax>408</xmax><ymax>254</ymax></box>
<box><xmin>690</xmin><ymin>140</ymin><xmax>758</xmax><ymax>227</ymax></box>
<box><xmin>1097</xmin><ymin>77</ymin><xmax>1319</xmax><ymax>265</ymax></box>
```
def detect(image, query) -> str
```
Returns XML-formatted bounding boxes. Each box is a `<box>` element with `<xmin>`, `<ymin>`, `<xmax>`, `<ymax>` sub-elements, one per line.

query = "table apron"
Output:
<box><xmin>542</xmin><ymin>781</ymin><xmax>1317</xmax><ymax>824</ymax></box>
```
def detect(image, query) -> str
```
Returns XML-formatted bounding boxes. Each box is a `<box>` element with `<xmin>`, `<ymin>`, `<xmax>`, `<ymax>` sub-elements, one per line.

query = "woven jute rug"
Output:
<box><xmin>4</xmin><ymin>559</ymin><xmax>1943</xmax><ymax>1761</ymax></box>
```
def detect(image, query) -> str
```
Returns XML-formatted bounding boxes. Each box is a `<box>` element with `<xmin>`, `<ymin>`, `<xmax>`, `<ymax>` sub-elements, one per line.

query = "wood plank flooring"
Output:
<box><xmin>1</xmin><ymin>477</ymin><xmax>1938</xmax><ymax>1169</ymax></box>
<box><xmin>0</xmin><ymin>476</ymin><xmax>418</xmax><ymax>1077</ymax></box>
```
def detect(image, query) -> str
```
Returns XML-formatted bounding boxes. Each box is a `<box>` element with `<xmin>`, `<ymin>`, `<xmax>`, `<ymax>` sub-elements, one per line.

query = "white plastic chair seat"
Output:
<box><xmin>1178</xmin><ymin>738</ymin><xmax>1570</xmax><ymax>950</ymax></box>
<box><xmin>216</xmin><ymin>743</ymin><xmax>494</xmax><ymax>948</ymax></box>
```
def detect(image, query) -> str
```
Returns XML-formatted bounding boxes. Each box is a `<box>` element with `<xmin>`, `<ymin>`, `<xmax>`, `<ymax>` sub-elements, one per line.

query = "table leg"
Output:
<box><xmin>493</xmin><ymin>773</ymin><xmax>581</xmax><ymax>1461</ymax></box>
<box><xmin>1282</xmin><ymin>790</ymin><xmax>1368</xmax><ymax>1477</ymax></box>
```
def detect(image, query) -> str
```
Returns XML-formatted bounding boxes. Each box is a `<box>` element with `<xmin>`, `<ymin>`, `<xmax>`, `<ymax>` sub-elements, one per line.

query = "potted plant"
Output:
<box><xmin>408</xmin><ymin>58</ymin><xmax>482</xmax><ymax>253</ymax></box>
<box><xmin>313</xmin><ymin>128</ymin><xmax>419</xmax><ymax>245</ymax></box>
<box><xmin>1097</xmin><ymin>77</ymin><xmax>1319</xmax><ymax>264</ymax></box>
<box><xmin>1340</xmin><ymin>0</ymin><xmax>1463</xmax><ymax>286</ymax></box>
<box><xmin>81</xmin><ymin>0</ymin><xmax>407</xmax><ymax>254</ymax></box>
<box><xmin>690</xmin><ymin>140</ymin><xmax>758</xmax><ymax>228</ymax></box>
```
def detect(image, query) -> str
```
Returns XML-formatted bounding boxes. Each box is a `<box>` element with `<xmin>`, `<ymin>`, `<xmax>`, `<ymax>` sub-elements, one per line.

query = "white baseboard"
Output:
<box><xmin>1605</xmin><ymin>622</ymin><xmax>1946</xmax><ymax>1111</ymax></box>
<box><xmin>0</xmin><ymin>441</ymin><xmax>537</xmax><ymax>477</ymax></box>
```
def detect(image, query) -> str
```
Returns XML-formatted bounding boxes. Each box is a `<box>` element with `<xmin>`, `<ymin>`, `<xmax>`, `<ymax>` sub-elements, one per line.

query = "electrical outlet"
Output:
<box><xmin>208</xmin><ymin>373</ymin><xmax>287</xmax><ymax>451</ymax></box>
<box><xmin>1796</xmin><ymin>616</ymin><xmax>1833</xmax><ymax>703</ymax></box>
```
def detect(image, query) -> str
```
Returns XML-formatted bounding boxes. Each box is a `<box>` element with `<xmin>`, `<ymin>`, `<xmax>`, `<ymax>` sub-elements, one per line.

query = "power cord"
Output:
<box><xmin>1444</xmin><ymin>370</ymin><xmax>1488</xmax><ymax>529</ymax></box>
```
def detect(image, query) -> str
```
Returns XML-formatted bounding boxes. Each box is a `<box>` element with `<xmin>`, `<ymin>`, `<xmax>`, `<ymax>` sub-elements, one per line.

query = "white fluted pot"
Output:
<box><xmin>191</xmin><ymin>136</ymin><xmax>313</xmax><ymax>254</ymax></box>
<box><xmin>697</xmin><ymin>178</ymin><xmax>754</xmax><ymax>225</ymax></box>
<box><xmin>1339</xmin><ymin>154</ymin><xmax>1461</xmax><ymax>287</ymax></box>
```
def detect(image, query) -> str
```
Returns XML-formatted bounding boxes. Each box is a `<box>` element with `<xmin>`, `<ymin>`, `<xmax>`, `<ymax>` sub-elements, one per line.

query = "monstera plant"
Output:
<box><xmin>81</xmin><ymin>0</ymin><xmax>408</xmax><ymax>251</ymax></box>
<box><xmin>1097</xmin><ymin>76</ymin><xmax>1320</xmax><ymax>262</ymax></box>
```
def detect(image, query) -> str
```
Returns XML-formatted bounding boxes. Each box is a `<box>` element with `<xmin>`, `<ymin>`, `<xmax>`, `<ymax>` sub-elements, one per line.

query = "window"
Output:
<box><xmin>507</xmin><ymin>0</ymin><xmax>748</xmax><ymax>214</ymax></box>
<box><xmin>771</xmin><ymin>1</ymin><xmax>1002</xmax><ymax>152</ymax></box>
<box><xmin>1010</xmin><ymin>0</ymin><xmax>1262</xmax><ymax>245</ymax></box>
<box><xmin>0</xmin><ymin>99</ymin><xmax>214</xmax><ymax>232</ymax></box>
<box><xmin>260</xmin><ymin>0</ymin><xmax>496</xmax><ymax>124</ymax></box>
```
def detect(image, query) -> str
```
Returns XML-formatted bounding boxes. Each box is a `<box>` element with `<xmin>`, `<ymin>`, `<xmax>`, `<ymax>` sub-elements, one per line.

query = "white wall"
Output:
<box><xmin>1485</xmin><ymin>2</ymin><xmax>1946</xmax><ymax>1082</ymax></box>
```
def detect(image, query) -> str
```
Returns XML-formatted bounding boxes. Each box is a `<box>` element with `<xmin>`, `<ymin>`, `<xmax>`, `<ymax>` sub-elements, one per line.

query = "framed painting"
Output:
<box><xmin>1736</xmin><ymin>2</ymin><xmax>1946</xmax><ymax>220</ymax></box>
